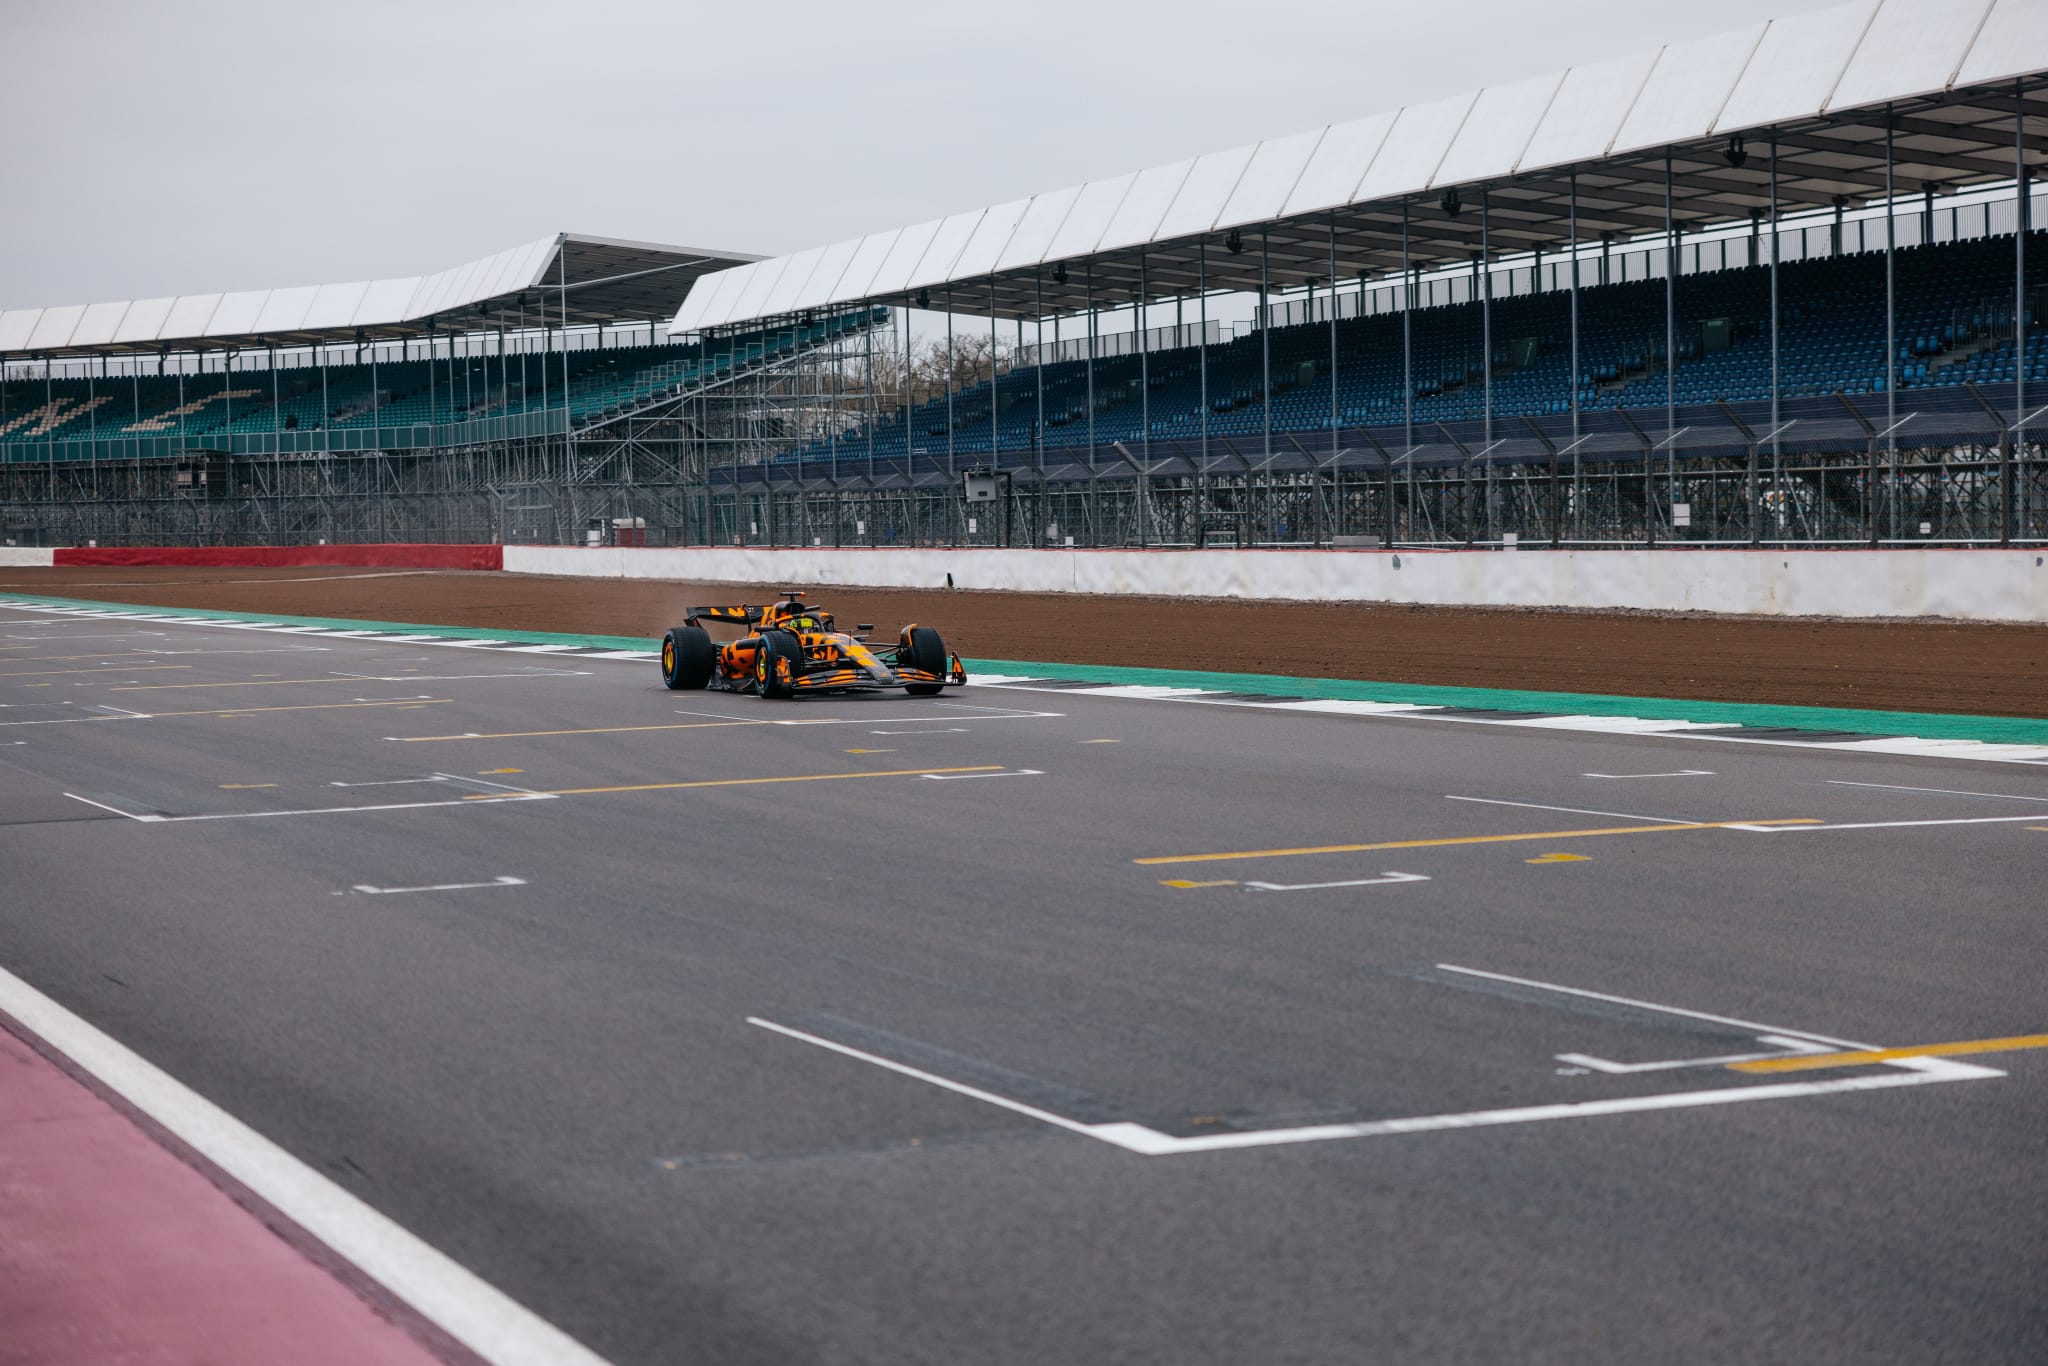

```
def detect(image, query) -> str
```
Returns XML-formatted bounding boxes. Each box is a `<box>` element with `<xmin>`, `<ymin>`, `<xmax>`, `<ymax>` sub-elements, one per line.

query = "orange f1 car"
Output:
<box><xmin>658</xmin><ymin>592</ymin><xmax>967</xmax><ymax>699</ymax></box>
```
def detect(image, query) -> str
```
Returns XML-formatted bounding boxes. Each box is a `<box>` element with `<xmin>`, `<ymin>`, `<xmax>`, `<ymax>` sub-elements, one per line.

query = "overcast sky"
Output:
<box><xmin>1</xmin><ymin>0</ymin><xmax>1838</xmax><ymax>311</ymax></box>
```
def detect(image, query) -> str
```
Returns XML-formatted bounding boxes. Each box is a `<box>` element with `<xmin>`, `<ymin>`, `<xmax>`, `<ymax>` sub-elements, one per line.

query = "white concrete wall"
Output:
<box><xmin>501</xmin><ymin>545</ymin><xmax>2048</xmax><ymax>623</ymax></box>
<box><xmin>0</xmin><ymin>547</ymin><xmax>54</xmax><ymax>567</ymax></box>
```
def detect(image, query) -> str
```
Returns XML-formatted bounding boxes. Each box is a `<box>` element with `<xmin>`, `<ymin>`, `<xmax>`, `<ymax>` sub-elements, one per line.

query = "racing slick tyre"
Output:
<box><xmin>660</xmin><ymin>626</ymin><xmax>715</xmax><ymax>690</ymax></box>
<box><xmin>755</xmin><ymin>628</ymin><xmax>800</xmax><ymax>700</ymax></box>
<box><xmin>902</xmin><ymin>625</ymin><xmax>948</xmax><ymax>696</ymax></box>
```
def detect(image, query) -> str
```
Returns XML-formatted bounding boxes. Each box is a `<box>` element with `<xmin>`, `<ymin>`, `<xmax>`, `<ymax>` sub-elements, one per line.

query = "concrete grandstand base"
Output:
<box><xmin>501</xmin><ymin>545</ymin><xmax>2048</xmax><ymax>623</ymax></box>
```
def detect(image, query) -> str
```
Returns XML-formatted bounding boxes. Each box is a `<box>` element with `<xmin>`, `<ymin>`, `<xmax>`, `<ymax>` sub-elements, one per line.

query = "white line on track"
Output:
<box><xmin>1444</xmin><ymin>795</ymin><xmax>1695</xmax><ymax>825</ymax></box>
<box><xmin>1244</xmin><ymin>871</ymin><xmax>1430</xmax><ymax>892</ymax></box>
<box><xmin>1825</xmin><ymin>779</ymin><xmax>2048</xmax><ymax>803</ymax></box>
<box><xmin>920</xmin><ymin>768</ymin><xmax>1043</xmax><ymax>781</ymax></box>
<box><xmin>1582</xmin><ymin>769</ymin><xmax>1714</xmax><ymax>779</ymax></box>
<box><xmin>344</xmin><ymin>876</ymin><xmax>527</xmax><ymax>896</ymax></box>
<box><xmin>0</xmin><ymin>962</ymin><xmax>615</xmax><ymax>1365</ymax></box>
<box><xmin>62</xmin><ymin>791</ymin><xmax>553</xmax><ymax>823</ymax></box>
<box><xmin>1739</xmin><ymin>813</ymin><xmax>2048</xmax><ymax>833</ymax></box>
<box><xmin>748</xmin><ymin>1012</ymin><xmax>1998</xmax><ymax>1158</ymax></box>
<box><xmin>1432</xmin><ymin>964</ymin><xmax>1875</xmax><ymax>1049</ymax></box>
<box><xmin>1557</xmin><ymin>1035</ymin><xmax>1836</xmax><ymax>1074</ymax></box>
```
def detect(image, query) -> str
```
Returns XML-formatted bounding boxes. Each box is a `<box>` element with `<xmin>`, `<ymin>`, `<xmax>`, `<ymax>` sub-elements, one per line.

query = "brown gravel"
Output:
<box><xmin>5</xmin><ymin>565</ymin><xmax>2044</xmax><ymax>718</ymax></box>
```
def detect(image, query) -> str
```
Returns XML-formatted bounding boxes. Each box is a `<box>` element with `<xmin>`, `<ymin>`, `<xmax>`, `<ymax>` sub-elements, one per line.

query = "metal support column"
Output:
<box><xmin>1663</xmin><ymin>148</ymin><xmax>1677</xmax><ymax>541</ymax></box>
<box><xmin>1770</xmin><ymin>131</ymin><xmax>1781</xmax><ymax>540</ymax></box>
<box><xmin>1884</xmin><ymin>107</ymin><xmax>1897</xmax><ymax>544</ymax></box>
<box><xmin>1569</xmin><ymin>171</ymin><xmax>1581</xmax><ymax>543</ymax></box>
<box><xmin>2012</xmin><ymin>79</ymin><xmax>2028</xmax><ymax>546</ymax></box>
<box><xmin>1480</xmin><ymin>188</ymin><xmax>1492</xmax><ymax>546</ymax></box>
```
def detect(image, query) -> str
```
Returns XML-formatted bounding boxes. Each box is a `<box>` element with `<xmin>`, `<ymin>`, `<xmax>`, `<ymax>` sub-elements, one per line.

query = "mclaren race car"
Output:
<box><xmin>658</xmin><ymin>592</ymin><xmax>967</xmax><ymax>699</ymax></box>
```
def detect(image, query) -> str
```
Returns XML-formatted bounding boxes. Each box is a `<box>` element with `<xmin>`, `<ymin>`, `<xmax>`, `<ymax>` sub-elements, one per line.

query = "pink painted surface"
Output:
<box><xmin>0</xmin><ymin>1025</ymin><xmax>447</xmax><ymax>1365</ymax></box>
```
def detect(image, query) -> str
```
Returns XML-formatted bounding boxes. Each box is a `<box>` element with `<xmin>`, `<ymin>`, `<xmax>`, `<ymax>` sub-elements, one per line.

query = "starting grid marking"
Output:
<box><xmin>749</xmin><ymin>963</ymin><xmax>2021</xmax><ymax>1157</ymax></box>
<box><xmin>5</xmin><ymin>599</ymin><xmax>2046</xmax><ymax>766</ymax></box>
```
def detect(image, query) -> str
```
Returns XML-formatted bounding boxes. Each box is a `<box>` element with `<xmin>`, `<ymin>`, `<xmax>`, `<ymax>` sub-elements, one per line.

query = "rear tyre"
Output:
<box><xmin>755</xmin><ymin>628</ymin><xmax>800</xmax><ymax>700</ymax></box>
<box><xmin>660</xmin><ymin>626</ymin><xmax>714</xmax><ymax>690</ymax></box>
<box><xmin>902</xmin><ymin>625</ymin><xmax>947</xmax><ymax>696</ymax></box>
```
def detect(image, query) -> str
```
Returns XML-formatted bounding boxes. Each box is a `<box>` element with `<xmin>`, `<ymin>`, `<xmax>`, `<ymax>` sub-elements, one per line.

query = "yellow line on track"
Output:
<box><xmin>398</xmin><ymin>718</ymin><xmax>792</xmax><ymax>742</ymax></box>
<box><xmin>0</xmin><ymin>665</ymin><xmax>191</xmax><ymax>678</ymax></box>
<box><xmin>1133</xmin><ymin>818</ymin><xmax>1821</xmax><ymax>865</ymax></box>
<box><xmin>1731</xmin><ymin>1033</ymin><xmax>2048</xmax><ymax>1073</ymax></box>
<box><xmin>469</xmin><ymin>764</ymin><xmax>1002</xmax><ymax>799</ymax></box>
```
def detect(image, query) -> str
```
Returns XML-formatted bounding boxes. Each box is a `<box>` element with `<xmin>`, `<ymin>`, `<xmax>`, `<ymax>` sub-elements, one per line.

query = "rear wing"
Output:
<box><xmin>685</xmin><ymin>605</ymin><xmax>763</xmax><ymax>627</ymax></box>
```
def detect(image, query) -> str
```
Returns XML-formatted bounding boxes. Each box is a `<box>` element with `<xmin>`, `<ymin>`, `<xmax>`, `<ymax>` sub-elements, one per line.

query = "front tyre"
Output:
<box><xmin>902</xmin><ymin>625</ymin><xmax>947</xmax><ymax>696</ymax></box>
<box><xmin>755</xmin><ymin>629</ymin><xmax>800</xmax><ymax>700</ymax></box>
<box><xmin>660</xmin><ymin>626</ymin><xmax>715</xmax><ymax>690</ymax></box>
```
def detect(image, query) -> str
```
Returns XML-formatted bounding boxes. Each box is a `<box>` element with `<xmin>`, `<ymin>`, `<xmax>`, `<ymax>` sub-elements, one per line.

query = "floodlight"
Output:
<box><xmin>1225</xmin><ymin>229</ymin><xmax>1245</xmax><ymax>255</ymax></box>
<box><xmin>1440</xmin><ymin>188</ymin><xmax>1462</xmax><ymax>217</ymax></box>
<box><xmin>1724</xmin><ymin>134</ymin><xmax>1747</xmax><ymax>169</ymax></box>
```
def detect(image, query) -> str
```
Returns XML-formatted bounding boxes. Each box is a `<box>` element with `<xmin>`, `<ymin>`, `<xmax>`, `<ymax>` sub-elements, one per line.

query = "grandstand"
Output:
<box><xmin>7</xmin><ymin>1</ymin><xmax>2048</xmax><ymax>550</ymax></box>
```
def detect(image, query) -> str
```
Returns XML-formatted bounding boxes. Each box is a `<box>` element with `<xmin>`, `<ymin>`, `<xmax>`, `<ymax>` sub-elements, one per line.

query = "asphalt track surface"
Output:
<box><xmin>1</xmin><ymin>607</ymin><xmax>2044</xmax><ymax>1364</ymax></box>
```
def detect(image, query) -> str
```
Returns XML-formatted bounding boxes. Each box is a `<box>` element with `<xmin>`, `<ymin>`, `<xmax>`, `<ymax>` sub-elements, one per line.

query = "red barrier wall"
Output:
<box><xmin>53</xmin><ymin>544</ymin><xmax>503</xmax><ymax>570</ymax></box>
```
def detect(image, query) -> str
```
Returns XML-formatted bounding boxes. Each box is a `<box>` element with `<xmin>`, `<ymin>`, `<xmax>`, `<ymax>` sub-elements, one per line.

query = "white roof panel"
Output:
<box><xmin>1284</xmin><ymin>113</ymin><xmax>1395</xmax><ymax>217</ymax></box>
<box><xmin>1356</xmin><ymin>92</ymin><xmax>1478</xmax><ymax>201</ymax></box>
<box><xmin>1154</xmin><ymin>149</ymin><xmax>1254</xmax><ymax>240</ymax></box>
<box><xmin>302</xmin><ymin>282</ymin><xmax>369</xmax><ymax>332</ymax></box>
<box><xmin>69</xmin><ymin>300</ymin><xmax>131</xmax><ymax>349</ymax></box>
<box><xmin>508</xmin><ymin>237</ymin><xmax>559</xmax><ymax>292</ymax></box>
<box><xmin>701</xmin><ymin>263</ymin><xmax>761</xmax><ymax>328</ymax></box>
<box><xmin>413</xmin><ymin>266</ymin><xmax>461</xmax><ymax>320</ymax></box>
<box><xmin>27</xmin><ymin>304</ymin><xmax>85</xmax><ymax>350</ymax></box>
<box><xmin>867</xmin><ymin>218</ymin><xmax>945</xmax><ymax>299</ymax></box>
<box><xmin>1045</xmin><ymin>175</ymin><xmax>1136</xmax><ymax>262</ymax></box>
<box><xmin>906</xmin><ymin>208</ymin><xmax>988</xmax><ymax>291</ymax></box>
<box><xmin>113</xmin><ymin>296</ymin><xmax>175</xmax><ymax>344</ymax></box>
<box><xmin>1436</xmin><ymin>71</ymin><xmax>1566</xmax><ymax>185</ymax></box>
<box><xmin>994</xmin><ymin>186</ymin><xmax>1082</xmax><ymax>272</ymax></box>
<box><xmin>791</xmin><ymin>237</ymin><xmax>863</xmax><ymax>311</ymax></box>
<box><xmin>0</xmin><ymin>310</ymin><xmax>40</xmax><ymax>352</ymax></box>
<box><xmin>828</xmin><ymin>230</ymin><xmax>902</xmax><ymax>305</ymax></box>
<box><xmin>1956</xmin><ymin>0</ymin><xmax>2048</xmax><ymax>87</ymax></box>
<box><xmin>951</xmin><ymin>198</ymin><xmax>1032</xmax><ymax>280</ymax></box>
<box><xmin>1613</xmin><ymin>25</ymin><xmax>1765</xmax><ymax>154</ymax></box>
<box><xmin>1218</xmin><ymin>130</ymin><xmax>1325</xmax><ymax>229</ymax></box>
<box><xmin>474</xmin><ymin>246</ymin><xmax>526</xmax><ymax>304</ymax></box>
<box><xmin>760</xmin><ymin>245</ymin><xmax>827</xmax><ymax>316</ymax></box>
<box><xmin>728</xmin><ymin>256</ymin><xmax>791</xmax><ymax>323</ymax></box>
<box><xmin>446</xmin><ymin>255</ymin><xmax>495</xmax><ymax>312</ymax></box>
<box><xmin>161</xmin><ymin>294</ymin><xmax>222</xmax><ymax>341</ymax></box>
<box><xmin>1715</xmin><ymin>2</ymin><xmax>1878</xmax><ymax>133</ymax></box>
<box><xmin>1830</xmin><ymin>0</ymin><xmax>1990</xmax><ymax>111</ymax></box>
<box><xmin>672</xmin><ymin>265</ymin><xmax>746</xmax><ymax>333</ymax></box>
<box><xmin>667</xmin><ymin>279</ymin><xmax>717</xmax><ymax>335</ymax></box>
<box><xmin>1518</xmin><ymin>49</ymin><xmax>1660</xmax><ymax>173</ymax></box>
<box><xmin>1097</xmin><ymin>164</ymin><xmax>1193</xmax><ymax>254</ymax></box>
<box><xmin>352</xmin><ymin>278</ymin><xmax>418</xmax><ymax>328</ymax></box>
<box><xmin>206</xmin><ymin>290</ymin><xmax>268</xmax><ymax>338</ymax></box>
<box><xmin>254</xmin><ymin>285</ymin><xmax>318</xmax><ymax>334</ymax></box>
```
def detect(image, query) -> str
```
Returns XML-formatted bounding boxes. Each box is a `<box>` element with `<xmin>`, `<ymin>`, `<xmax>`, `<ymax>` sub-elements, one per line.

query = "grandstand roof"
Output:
<box><xmin>0</xmin><ymin>233</ymin><xmax>758</xmax><ymax>359</ymax></box>
<box><xmin>674</xmin><ymin>0</ymin><xmax>2048</xmax><ymax>333</ymax></box>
